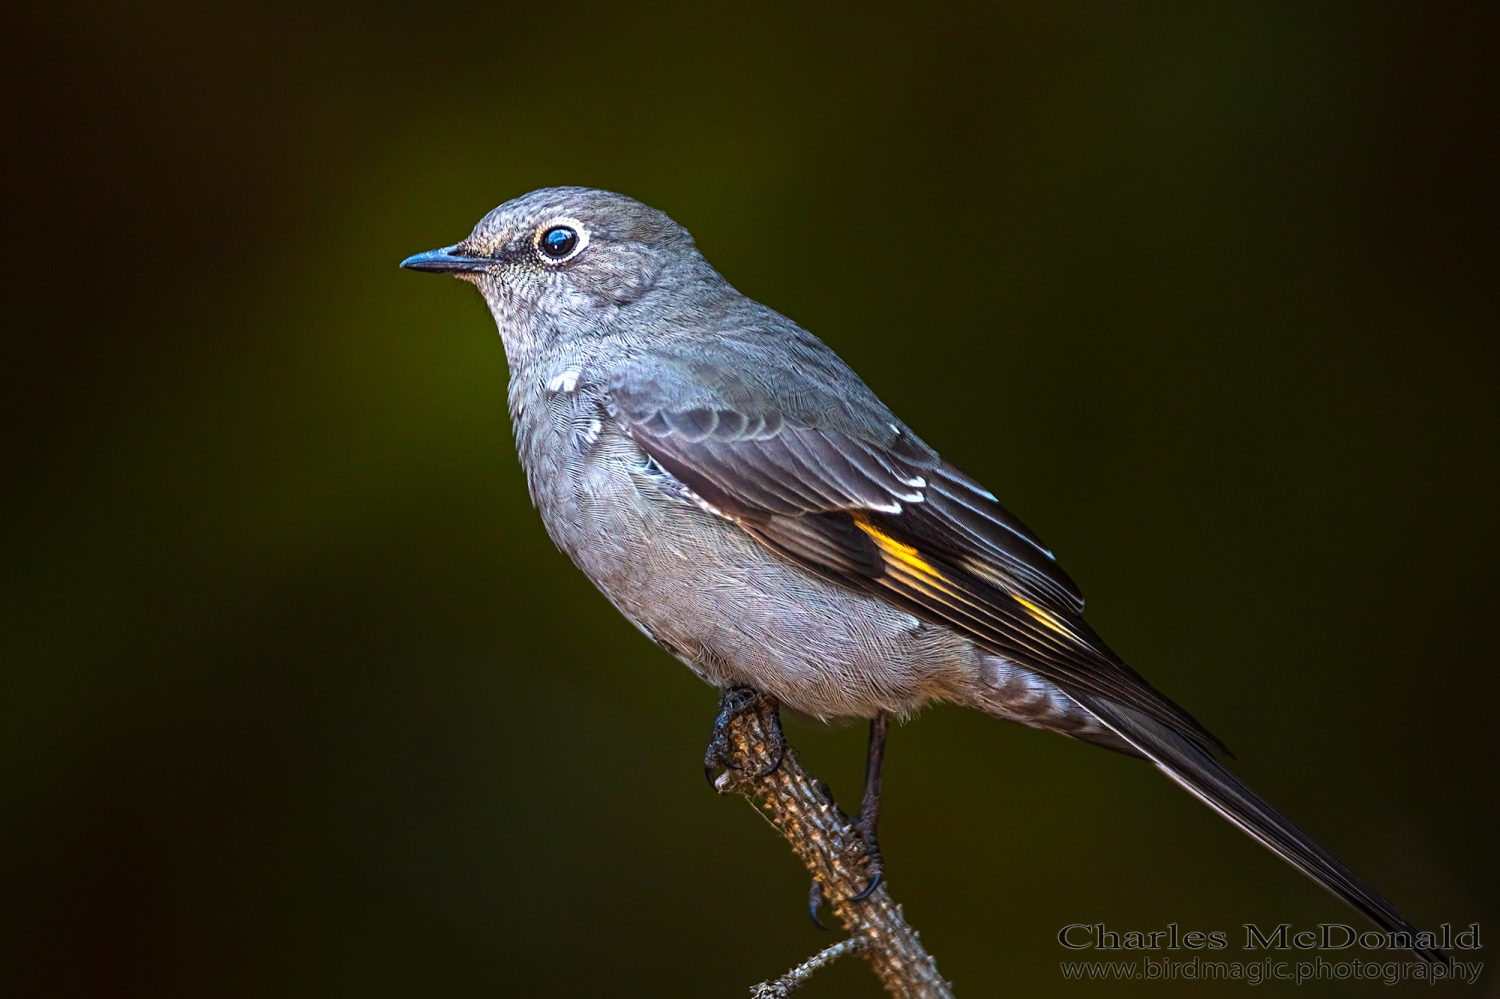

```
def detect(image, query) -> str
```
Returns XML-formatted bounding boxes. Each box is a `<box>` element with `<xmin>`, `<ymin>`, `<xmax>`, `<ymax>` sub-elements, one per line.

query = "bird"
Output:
<box><xmin>402</xmin><ymin>186</ymin><xmax>1442</xmax><ymax>961</ymax></box>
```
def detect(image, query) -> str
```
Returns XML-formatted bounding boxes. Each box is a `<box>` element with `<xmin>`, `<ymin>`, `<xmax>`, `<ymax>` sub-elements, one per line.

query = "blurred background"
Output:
<box><xmin>2</xmin><ymin>2</ymin><xmax>1496</xmax><ymax>995</ymax></box>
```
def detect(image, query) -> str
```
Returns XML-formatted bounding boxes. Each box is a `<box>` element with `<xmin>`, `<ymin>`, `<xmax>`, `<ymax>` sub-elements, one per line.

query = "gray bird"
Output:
<box><xmin>402</xmin><ymin>186</ymin><xmax>1439</xmax><ymax>960</ymax></box>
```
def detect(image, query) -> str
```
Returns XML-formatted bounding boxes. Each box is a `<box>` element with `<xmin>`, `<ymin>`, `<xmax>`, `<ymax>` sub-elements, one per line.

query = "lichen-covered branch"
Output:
<box><xmin>716</xmin><ymin>698</ymin><xmax>954</xmax><ymax>999</ymax></box>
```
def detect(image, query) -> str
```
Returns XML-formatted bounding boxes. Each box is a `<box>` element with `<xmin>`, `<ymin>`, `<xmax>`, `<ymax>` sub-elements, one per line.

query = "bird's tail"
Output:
<box><xmin>1077</xmin><ymin>695</ymin><xmax>1447</xmax><ymax>966</ymax></box>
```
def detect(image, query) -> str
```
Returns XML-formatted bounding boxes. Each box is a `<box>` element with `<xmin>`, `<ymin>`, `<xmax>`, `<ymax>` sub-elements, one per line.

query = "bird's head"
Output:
<box><xmin>402</xmin><ymin>187</ymin><xmax>715</xmax><ymax>358</ymax></box>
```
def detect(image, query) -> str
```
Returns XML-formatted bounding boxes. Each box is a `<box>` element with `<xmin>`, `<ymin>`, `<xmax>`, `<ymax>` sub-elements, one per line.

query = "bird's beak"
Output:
<box><xmin>399</xmin><ymin>244</ymin><xmax>492</xmax><ymax>274</ymax></box>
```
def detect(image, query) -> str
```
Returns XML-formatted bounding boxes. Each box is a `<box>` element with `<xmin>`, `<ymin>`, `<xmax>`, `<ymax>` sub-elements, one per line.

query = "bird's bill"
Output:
<box><xmin>399</xmin><ymin>244</ymin><xmax>491</xmax><ymax>274</ymax></box>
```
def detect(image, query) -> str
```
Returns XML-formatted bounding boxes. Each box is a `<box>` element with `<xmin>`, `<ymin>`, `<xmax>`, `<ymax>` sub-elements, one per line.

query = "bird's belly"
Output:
<box><xmin>543</xmin><ymin>440</ymin><xmax>976</xmax><ymax>720</ymax></box>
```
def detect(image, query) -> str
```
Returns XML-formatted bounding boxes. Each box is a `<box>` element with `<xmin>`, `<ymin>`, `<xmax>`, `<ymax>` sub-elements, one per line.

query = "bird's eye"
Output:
<box><xmin>539</xmin><ymin>225</ymin><xmax>579</xmax><ymax>260</ymax></box>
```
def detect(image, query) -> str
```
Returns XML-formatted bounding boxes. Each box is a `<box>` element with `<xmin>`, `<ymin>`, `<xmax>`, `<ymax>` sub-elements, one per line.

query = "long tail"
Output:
<box><xmin>1078</xmin><ymin>695</ymin><xmax>1447</xmax><ymax>965</ymax></box>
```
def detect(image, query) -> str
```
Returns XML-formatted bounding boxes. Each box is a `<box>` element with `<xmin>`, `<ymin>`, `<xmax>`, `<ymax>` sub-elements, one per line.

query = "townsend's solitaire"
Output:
<box><xmin>402</xmin><ymin>187</ymin><xmax>1440</xmax><ymax>961</ymax></box>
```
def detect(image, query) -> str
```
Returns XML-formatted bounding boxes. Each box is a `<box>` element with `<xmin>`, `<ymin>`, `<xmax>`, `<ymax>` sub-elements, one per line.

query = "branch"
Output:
<box><xmin>715</xmin><ymin>698</ymin><xmax>954</xmax><ymax>998</ymax></box>
<box><xmin>749</xmin><ymin>937</ymin><xmax>869</xmax><ymax>999</ymax></box>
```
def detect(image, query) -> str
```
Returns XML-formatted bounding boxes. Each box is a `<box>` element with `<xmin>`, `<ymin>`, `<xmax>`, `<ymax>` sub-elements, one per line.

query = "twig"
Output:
<box><xmin>716</xmin><ymin>698</ymin><xmax>955</xmax><ymax>998</ymax></box>
<box><xmin>749</xmin><ymin>936</ymin><xmax>870</xmax><ymax>998</ymax></box>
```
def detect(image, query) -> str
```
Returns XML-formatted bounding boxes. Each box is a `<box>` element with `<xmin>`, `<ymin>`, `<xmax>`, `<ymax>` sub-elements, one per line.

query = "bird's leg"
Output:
<box><xmin>703</xmin><ymin>685</ymin><xmax>785</xmax><ymax>787</ymax></box>
<box><xmin>848</xmin><ymin>710</ymin><xmax>889</xmax><ymax>901</ymax></box>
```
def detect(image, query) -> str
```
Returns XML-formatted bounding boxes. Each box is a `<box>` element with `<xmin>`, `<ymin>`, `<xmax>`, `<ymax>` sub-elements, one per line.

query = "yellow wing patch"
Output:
<box><xmin>1011</xmin><ymin>594</ymin><xmax>1077</xmax><ymax>639</ymax></box>
<box><xmin>854</xmin><ymin>514</ymin><xmax>1076</xmax><ymax>641</ymax></box>
<box><xmin>852</xmin><ymin>514</ymin><xmax>943</xmax><ymax>579</ymax></box>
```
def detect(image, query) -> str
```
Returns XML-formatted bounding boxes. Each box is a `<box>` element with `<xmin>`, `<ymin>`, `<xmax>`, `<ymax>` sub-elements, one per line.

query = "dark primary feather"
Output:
<box><xmin>1079</xmin><ymin>696</ymin><xmax>1447</xmax><ymax>965</ymax></box>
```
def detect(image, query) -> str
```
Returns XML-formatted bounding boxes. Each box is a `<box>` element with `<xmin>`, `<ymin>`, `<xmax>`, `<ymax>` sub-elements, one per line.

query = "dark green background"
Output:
<box><xmin>2</xmin><ymin>3</ymin><xmax>1495</xmax><ymax>995</ymax></box>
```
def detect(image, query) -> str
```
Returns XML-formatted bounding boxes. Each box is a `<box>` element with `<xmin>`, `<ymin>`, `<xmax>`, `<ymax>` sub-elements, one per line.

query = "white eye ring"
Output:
<box><xmin>533</xmin><ymin>217</ymin><xmax>590</xmax><ymax>264</ymax></box>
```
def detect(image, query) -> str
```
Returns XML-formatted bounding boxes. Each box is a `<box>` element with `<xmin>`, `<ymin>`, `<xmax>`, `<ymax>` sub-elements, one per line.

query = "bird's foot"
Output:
<box><xmin>703</xmin><ymin>686</ymin><xmax>785</xmax><ymax>789</ymax></box>
<box><xmin>805</xmin><ymin>818</ymin><xmax>881</xmax><ymax>921</ymax></box>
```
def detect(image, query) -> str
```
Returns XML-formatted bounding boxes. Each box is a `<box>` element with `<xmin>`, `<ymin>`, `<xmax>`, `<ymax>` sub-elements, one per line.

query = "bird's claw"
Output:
<box><xmin>703</xmin><ymin>685</ymin><xmax>784</xmax><ymax>789</ymax></box>
<box><xmin>808</xmin><ymin>878</ymin><xmax>829</xmax><ymax>930</ymax></box>
<box><xmin>848</xmin><ymin>867</ymin><xmax>882</xmax><ymax>902</ymax></box>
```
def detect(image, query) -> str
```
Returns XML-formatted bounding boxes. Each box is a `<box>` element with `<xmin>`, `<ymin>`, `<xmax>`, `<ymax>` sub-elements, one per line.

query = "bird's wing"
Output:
<box><xmin>607</xmin><ymin>351</ymin><xmax>1226</xmax><ymax>754</ymax></box>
